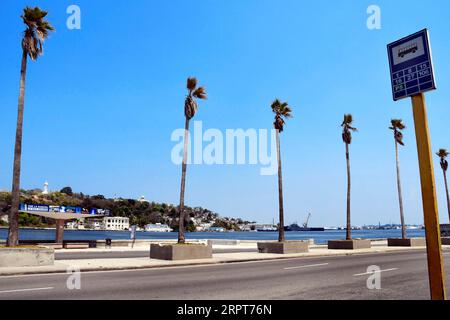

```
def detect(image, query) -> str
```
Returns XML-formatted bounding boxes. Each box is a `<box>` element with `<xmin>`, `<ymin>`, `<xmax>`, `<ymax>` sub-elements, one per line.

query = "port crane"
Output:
<box><xmin>302</xmin><ymin>213</ymin><xmax>312</xmax><ymax>228</ymax></box>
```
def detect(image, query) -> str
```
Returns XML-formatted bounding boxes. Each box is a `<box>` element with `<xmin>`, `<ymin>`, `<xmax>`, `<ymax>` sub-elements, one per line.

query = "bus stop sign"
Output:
<box><xmin>387</xmin><ymin>29</ymin><xmax>436</xmax><ymax>101</ymax></box>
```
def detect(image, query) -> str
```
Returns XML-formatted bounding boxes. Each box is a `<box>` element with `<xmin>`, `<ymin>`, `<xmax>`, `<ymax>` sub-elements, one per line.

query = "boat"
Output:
<box><xmin>144</xmin><ymin>223</ymin><xmax>173</xmax><ymax>232</ymax></box>
<box><xmin>284</xmin><ymin>213</ymin><xmax>325</xmax><ymax>232</ymax></box>
<box><xmin>284</xmin><ymin>224</ymin><xmax>324</xmax><ymax>232</ymax></box>
<box><xmin>253</xmin><ymin>224</ymin><xmax>278</xmax><ymax>232</ymax></box>
<box><xmin>256</xmin><ymin>226</ymin><xmax>278</xmax><ymax>232</ymax></box>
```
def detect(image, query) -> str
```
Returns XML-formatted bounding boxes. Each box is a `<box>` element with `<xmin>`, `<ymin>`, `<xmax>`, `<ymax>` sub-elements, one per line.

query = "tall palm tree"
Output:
<box><xmin>436</xmin><ymin>149</ymin><xmax>450</xmax><ymax>223</ymax></box>
<box><xmin>178</xmin><ymin>77</ymin><xmax>206</xmax><ymax>244</ymax></box>
<box><xmin>271</xmin><ymin>99</ymin><xmax>293</xmax><ymax>243</ymax></box>
<box><xmin>7</xmin><ymin>7</ymin><xmax>54</xmax><ymax>247</ymax></box>
<box><xmin>341</xmin><ymin>114</ymin><xmax>357</xmax><ymax>241</ymax></box>
<box><xmin>389</xmin><ymin>119</ymin><xmax>407</xmax><ymax>239</ymax></box>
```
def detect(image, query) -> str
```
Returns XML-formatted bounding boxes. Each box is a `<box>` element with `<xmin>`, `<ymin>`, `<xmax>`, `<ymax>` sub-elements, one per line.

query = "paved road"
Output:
<box><xmin>55</xmin><ymin>248</ymin><xmax>257</xmax><ymax>260</ymax></box>
<box><xmin>1</xmin><ymin>250</ymin><xmax>449</xmax><ymax>300</ymax></box>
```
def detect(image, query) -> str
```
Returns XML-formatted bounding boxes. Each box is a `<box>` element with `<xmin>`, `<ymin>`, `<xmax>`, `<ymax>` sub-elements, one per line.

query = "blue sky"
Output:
<box><xmin>1</xmin><ymin>0</ymin><xmax>450</xmax><ymax>227</ymax></box>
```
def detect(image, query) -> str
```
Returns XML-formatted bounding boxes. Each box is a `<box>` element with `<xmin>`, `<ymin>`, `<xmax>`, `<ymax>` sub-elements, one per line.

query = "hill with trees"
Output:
<box><xmin>0</xmin><ymin>188</ymin><xmax>251</xmax><ymax>231</ymax></box>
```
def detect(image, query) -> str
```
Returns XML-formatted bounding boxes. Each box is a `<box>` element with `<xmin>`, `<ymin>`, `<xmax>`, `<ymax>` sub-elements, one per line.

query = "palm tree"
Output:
<box><xmin>436</xmin><ymin>149</ymin><xmax>450</xmax><ymax>223</ymax></box>
<box><xmin>341</xmin><ymin>114</ymin><xmax>357</xmax><ymax>240</ymax></box>
<box><xmin>271</xmin><ymin>99</ymin><xmax>293</xmax><ymax>243</ymax></box>
<box><xmin>7</xmin><ymin>7</ymin><xmax>54</xmax><ymax>247</ymax></box>
<box><xmin>178</xmin><ymin>77</ymin><xmax>207</xmax><ymax>244</ymax></box>
<box><xmin>389</xmin><ymin>119</ymin><xmax>407</xmax><ymax>239</ymax></box>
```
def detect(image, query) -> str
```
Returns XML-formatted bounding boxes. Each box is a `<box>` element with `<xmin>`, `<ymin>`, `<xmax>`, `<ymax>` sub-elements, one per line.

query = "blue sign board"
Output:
<box><xmin>19</xmin><ymin>203</ymin><xmax>108</xmax><ymax>215</ymax></box>
<box><xmin>20</xmin><ymin>204</ymin><xmax>50</xmax><ymax>212</ymax></box>
<box><xmin>387</xmin><ymin>29</ymin><xmax>436</xmax><ymax>101</ymax></box>
<box><xmin>64</xmin><ymin>206</ymin><xmax>82</xmax><ymax>214</ymax></box>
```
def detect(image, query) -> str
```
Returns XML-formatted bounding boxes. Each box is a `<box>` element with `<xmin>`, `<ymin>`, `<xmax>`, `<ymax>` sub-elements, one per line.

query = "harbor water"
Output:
<box><xmin>0</xmin><ymin>228</ymin><xmax>425</xmax><ymax>245</ymax></box>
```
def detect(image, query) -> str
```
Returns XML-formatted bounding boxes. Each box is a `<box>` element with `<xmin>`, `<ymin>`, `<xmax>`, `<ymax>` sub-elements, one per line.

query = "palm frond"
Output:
<box><xmin>274</xmin><ymin>115</ymin><xmax>285</xmax><ymax>132</ymax></box>
<box><xmin>436</xmin><ymin>149</ymin><xmax>449</xmax><ymax>158</ymax></box>
<box><xmin>390</xmin><ymin>119</ymin><xmax>406</xmax><ymax>130</ymax></box>
<box><xmin>271</xmin><ymin>99</ymin><xmax>281</xmax><ymax>112</ymax></box>
<box><xmin>184</xmin><ymin>78</ymin><xmax>206</xmax><ymax>119</ymax></box>
<box><xmin>184</xmin><ymin>96</ymin><xmax>198</xmax><ymax>120</ymax></box>
<box><xmin>341</xmin><ymin>114</ymin><xmax>357</xmax><ymax>144</ymax></box>
<box><xmin>395</xmin><ymin>131</ymin><xmax>405</xmax><ymax>146</ymax></box>
<box><xmin>187</xmin><ymin>77</ymin><xmax>197</xmax><ymax>91</ymax></box>
<box><xmin>193</xmin><ymin>86</ymin><xmax>207</xmax><ymax>99</ymax></box>
<box><xmin>342</xmin><ymin>114</ymin><xmax>353</xmax><ymax>126</ymax></box>
<box><xmin>21</xmin><ymin>6</ymin><xmax>54</xmax><ymax>60</ymax></box>
<box><xmin>342</xmin><ymin>131</ymin><xmax>352</xmax><ymax>144</ymax></box>
<box><xmin>279</xmin><ymin>104</ymin><xmax>293</xmax><ymax>118</ymax></box>
<box><xmin>272</xmin><ymin>99</ymin><xmax>292</xmax><ymax>117</ymax></box>
<box><xmin>271</xmin><ymin>99</ymin><xmax>292</xmax><ymax>131</ymax></box>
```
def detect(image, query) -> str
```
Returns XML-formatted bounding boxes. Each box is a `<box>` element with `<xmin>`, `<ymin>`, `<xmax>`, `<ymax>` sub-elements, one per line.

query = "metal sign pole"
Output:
<box><xmin>388</xmin><ymin>29</ymin><xmax>447</xmax><ymax>300</ymax></box>
<box><xmin>411</xmin><ymin>93</ymin><xmax>446</xmax><ymax>300</ymax></box>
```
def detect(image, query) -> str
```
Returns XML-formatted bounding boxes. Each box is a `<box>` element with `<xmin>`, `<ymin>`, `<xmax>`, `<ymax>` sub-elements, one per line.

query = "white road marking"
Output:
<box><xmin>0</xmin><ymin>258</ymin><xmax>334</xmax><ymax>278</ymax></box>
<box><xmin>353</xmin><ymin>268</ymin><xmax>398</xmax><ymax>277</ymax></box>
<box><xmin>284</xmin><ymin>263</ymin><xmax>329</xmax><ymax>270</ymax></box>
<box><xmin>0</xmin><ymin>287</ymin><xmax>54</xmax><ymax>294</ymax></box>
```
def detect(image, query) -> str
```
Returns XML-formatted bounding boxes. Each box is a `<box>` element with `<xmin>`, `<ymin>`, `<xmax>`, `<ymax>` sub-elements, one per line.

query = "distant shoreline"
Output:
<box><xmin>0</xmin><ymin>227</ymin><xmax>426</xmax><ymax>245</ymax></box>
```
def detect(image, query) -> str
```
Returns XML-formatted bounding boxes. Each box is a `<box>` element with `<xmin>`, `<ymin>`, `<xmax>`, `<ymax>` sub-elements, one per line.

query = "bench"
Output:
<box><xmin>63</xmin><ymin>242</ymin><xmax>90</xmax><ymax>249</ymax></box>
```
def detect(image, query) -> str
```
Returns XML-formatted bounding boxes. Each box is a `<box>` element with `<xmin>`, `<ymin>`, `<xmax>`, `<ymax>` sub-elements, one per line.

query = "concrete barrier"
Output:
<box><xmin>388</xmin><ymin>238</ymin><xmax>426</xmax><ymax>247</ymax></box>
<box><xmin>150</xmin><ymin>243</ymin><xmax>212</xmax><ymax>260</ymax></box>
<box><xmin>328</xmin><ymin>239</ymin><xmax>371</xmax><ymax>250</ymax></box>
<box><xmin>257</xmin><ymin>241</ymin><xmax>309</xmax><ymax>254</ymax></box>
<box><xmin>0</xmin><ymin>247</ymin><xmax>54</xmax><ymax>267</ymax></box>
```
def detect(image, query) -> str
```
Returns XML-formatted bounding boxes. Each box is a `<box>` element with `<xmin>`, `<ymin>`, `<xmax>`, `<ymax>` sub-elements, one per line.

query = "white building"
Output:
<box><xmin>85</xmin><ymin>218</ymin><xmax>103</xmax><ymax>230</ymax></box>
<box><xmin>102</xmin><ymin>217</ymin><xmax>130</xmax><ymax>231</ymax></box>
<box><xmin>138</xmin><ymin>195</ymin><xmax>149</xmax><ymax>203</ymax></box>
<box><xmin>196</xmin><ymin>222</ymin><xmax>213</xmax><ymax>232</ymax></box>
<box><xmin>145</xmin><ymin>223</ymin><xmax>172</xmax><ymax>232</ymax></box>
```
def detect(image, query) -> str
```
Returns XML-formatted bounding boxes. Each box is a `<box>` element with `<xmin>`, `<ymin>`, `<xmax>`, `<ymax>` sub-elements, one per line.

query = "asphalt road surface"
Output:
<box><xmin>1</xmin><ymin>250</ymin><xmax>450</xmax><ymax>300</ymax></box>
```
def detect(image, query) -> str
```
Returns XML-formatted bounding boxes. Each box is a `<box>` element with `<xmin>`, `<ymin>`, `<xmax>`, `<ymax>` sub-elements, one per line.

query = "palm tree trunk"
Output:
<box><xmin>395</xmin><ymin>141</ymin><xmax>406</xmax><ymax>239</ymax></box>
<box><xmin>276</xmin><ymin>130</ymin><xmax>285</xmax><ymax>243</ymax></box>
<box><xmin>345</xmin><ymin>143</ymin><xmax>351</xmax><ymax>240</ymax></box>
<box><xmin>7</xmin><ymin>50</ymin><xmax>28</xmax><ymax>247</ymax></box>
<box><xmin>178</xmin><ymin>117</ymin><xmax>190</xmax><ymax>244</ymax></box>
<box><xmin>444</xmin><ymin>169</ymin><xmax>450</xmax><ymax>223</ymax></box>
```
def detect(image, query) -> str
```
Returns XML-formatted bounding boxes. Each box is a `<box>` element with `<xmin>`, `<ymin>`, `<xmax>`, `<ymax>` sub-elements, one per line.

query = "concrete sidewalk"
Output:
<box><xmin>53</xmin><ymin>239</ymin><xmax>389</xmax><ymax>254</ymax></box>
<box><xmin>54</xmin><ymin>242</ymin><xmax>258</xmax><ymax>254</ymax></box>
<box><xmin>1</xmin><ymin>243</ymin><xmax>444</xmax><ymax>276</ymax></box>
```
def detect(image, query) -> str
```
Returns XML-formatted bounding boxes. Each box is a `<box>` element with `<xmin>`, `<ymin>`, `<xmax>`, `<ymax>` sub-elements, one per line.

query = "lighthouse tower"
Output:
<box><xmin>42</xmin><ymin>181</ymin><xmax>49</xmax><ymax>195</ymax></box>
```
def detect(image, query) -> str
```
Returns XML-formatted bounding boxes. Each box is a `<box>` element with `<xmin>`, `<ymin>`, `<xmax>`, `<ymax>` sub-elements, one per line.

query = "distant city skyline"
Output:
<box><xmin>1</xmin><ymin>1</ymin><xmax>450</xmax><ymax>227</ymax></box>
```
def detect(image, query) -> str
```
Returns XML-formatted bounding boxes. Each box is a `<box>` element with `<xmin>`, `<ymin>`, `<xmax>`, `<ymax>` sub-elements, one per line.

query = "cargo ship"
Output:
<box><xmin>284</xmin><ymin>224</ymin><xmax>325</xmax><ymax>232</ymax></box>
<box><xmin>283</xmin><ymin>213</ymin><xmax>325</xmax><ymax>232</ymax></box>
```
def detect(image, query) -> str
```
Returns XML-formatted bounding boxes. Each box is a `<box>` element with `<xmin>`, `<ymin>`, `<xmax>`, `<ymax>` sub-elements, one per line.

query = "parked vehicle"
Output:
<box><xmin>441</xmin><ymin>224</ymin><xmax>450</xmax><ymax>237</ymax></box>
